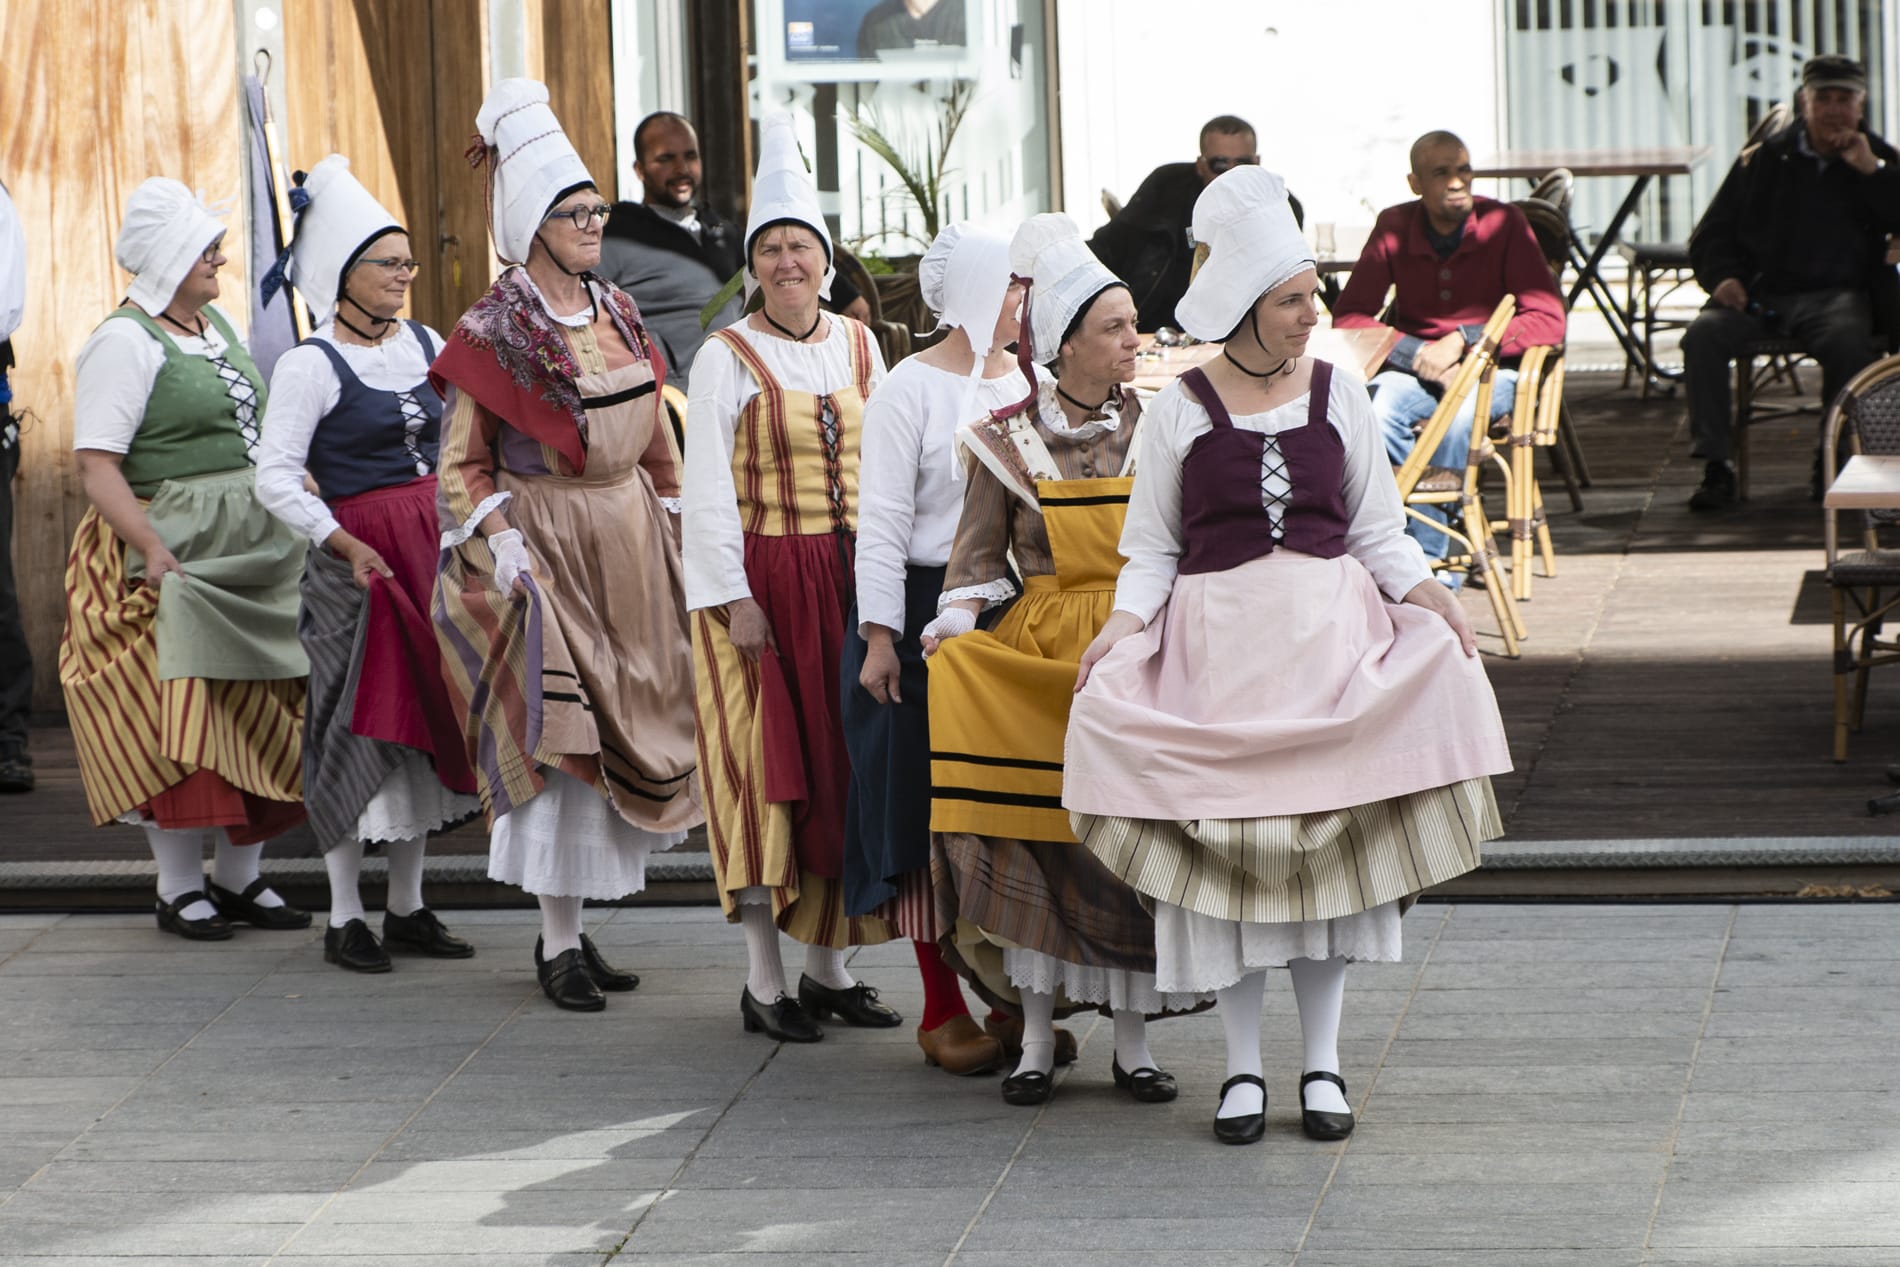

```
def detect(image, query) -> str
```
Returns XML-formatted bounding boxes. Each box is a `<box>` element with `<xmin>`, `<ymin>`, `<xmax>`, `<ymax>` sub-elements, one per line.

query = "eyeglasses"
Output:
<box><xmin>545</xmin><ymin>203</ymin><xmax>612</xmax><ymax>230</ymax></box>
<box><xmin>1203</xmin><ymin>155</ymin><xmax>1261</xmax><ymax>174</ymax></box>
<box><xmin>358</xmin><ymin>257</ymin><xmax>423</xmax><ymax>276</ymax></box>
<box><xmin>201</xmin><ymin>239</ymin><xmax>226</xmax><ymax>264</ymax></box>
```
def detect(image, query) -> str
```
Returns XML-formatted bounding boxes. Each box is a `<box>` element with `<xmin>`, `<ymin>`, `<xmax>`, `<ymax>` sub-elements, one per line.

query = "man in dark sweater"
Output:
<box><xmin>600</xmin><ymin>111</ymin><xmax>873</xmax><ymax>388</ymax></box>
<box><xmin>1683</xmin><ymin>55</ymin><xmax>1900</xmax><ymax>510</ymax></box>
<box><xmin>1087</xmin><ymin>116</ymin><xmax>1303</xmax><ymax>332</ymax></box>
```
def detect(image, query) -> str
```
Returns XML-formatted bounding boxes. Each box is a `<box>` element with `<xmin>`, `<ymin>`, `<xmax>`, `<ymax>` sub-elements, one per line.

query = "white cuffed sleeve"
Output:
<box><xmin>1110</xmin><ymin>383</ymin><xmax>1192</xmax><ymax>625</ymax></box>
<box><xmin>680</xmin><ymin>337</ymin><xmax>757</xmax><ymax>611</ymax></box>
<box><xmin>853</xmin><ymin>369</ymin><xmax>926</xmax><ymax>637</ymax></box>
<box><xmin>1332</xmin><ymin>368</ymin><xmax>1433</xmax><ymax>600</ymax></box>
<box><xmin>255</xmin><ymin>343</ymin><xmax>345</xmax><ymax>546</ymax></box>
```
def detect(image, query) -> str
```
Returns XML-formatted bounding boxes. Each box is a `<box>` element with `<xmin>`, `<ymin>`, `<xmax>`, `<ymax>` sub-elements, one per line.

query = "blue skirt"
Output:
<box><xmin>840</xmin><ymin>564</ymin><xmax>945</xmax><ymax>917</ymax></box>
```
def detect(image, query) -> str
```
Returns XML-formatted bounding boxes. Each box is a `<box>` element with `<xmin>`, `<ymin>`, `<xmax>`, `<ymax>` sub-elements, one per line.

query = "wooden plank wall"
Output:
<box><xmin>0</xmin><ymin>0</ymin><xmax>249</xmax><ymax>710</ymax></box>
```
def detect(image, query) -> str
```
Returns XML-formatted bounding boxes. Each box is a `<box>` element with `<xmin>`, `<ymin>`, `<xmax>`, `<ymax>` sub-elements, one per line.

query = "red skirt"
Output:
<box><xmin>746</xmin><ymin>531</ymin><xmax>854</xmax><ymax>880</ymax></box>
<box><xmin>332</xmin><ymin>477</ymin><xmax>476</xmax><ymax>792</ymax></box>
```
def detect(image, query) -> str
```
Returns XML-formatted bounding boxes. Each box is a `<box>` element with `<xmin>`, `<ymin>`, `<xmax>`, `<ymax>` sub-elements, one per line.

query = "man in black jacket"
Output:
<box><xmin>599</xmin><ymin>112</ymin><xmax>746</xmax><ymax>389</ymax></box>
<box><xmin>1683</xmin><ymin>55</ymin><xmax>1900</xmax><ymax>510</ymax></box>
<box><xmin>600</xmin><ymin>111</ymin><xmax>874</xmax><ymax>388</ymax></box>
<box><xmin>1087</xmin><ymin>116</ymin><xmax>1304</xmax><ymax>332</ymax></box>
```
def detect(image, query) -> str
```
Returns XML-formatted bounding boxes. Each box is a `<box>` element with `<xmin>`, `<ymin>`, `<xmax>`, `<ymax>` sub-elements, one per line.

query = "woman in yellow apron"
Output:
<box><xmin>683</xmin><ymin>113</ymin><xmax>899</xmax><ymax>1044</ymax></box>
<box><xmin>923</xmin><ymin>215</ymin><xmax>1203</xmax><ymax>1108</ymax></box>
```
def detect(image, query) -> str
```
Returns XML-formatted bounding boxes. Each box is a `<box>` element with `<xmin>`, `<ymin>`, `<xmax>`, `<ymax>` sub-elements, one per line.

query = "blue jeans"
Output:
<box><xmin>1369</xmin><ymin>368</ymin><xmax>1517</xmax><ymax>576</ymax></box>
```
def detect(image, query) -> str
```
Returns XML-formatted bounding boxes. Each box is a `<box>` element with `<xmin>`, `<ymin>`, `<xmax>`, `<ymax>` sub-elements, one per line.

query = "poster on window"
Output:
<box><xmin>768</xmin><ymin>0</ymin><xmax>981</xmax><ymax>81</ymax></box>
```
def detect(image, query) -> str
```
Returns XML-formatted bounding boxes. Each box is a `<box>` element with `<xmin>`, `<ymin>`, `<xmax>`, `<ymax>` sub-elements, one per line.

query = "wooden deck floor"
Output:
<box><xmin>4</xmin><ymin>369</ymin><xmax>1893</xmax><ymax>867</ymax></box>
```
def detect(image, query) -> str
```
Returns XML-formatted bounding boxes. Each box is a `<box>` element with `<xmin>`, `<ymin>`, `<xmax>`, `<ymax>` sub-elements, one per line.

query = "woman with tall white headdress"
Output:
<box><xmin>841</xmin><ymin>222</ymin><xmax>1028</xmax><ymax>1077</ymax></box>
<box><xmin>64</xmin><ymin>178</ymin><xmax>312</xmax><ymax>940</ymax></box>
<box><xmin>684</xmin><ymin>113</ymin><xmax>900</xmax><ymax>1044</ymax></box>
<box><xmin>255</xmin><ymin>154</ymin><xmax>482</xmax><ymax>974</ymax></box>
<box><xmin>1065</xmin><ymin>166</ymin><xmax>1510</xmax><ymax>1145</ymax></box>
<box><xmin>921</xmin><ymin>214</ymin><xmax>1203</xmax><ymax>1109</ymax></box>
<box><xmin>431</xmin><ymin>80</ymin><xmax>701</xmax><ymax>1012</ymax></box>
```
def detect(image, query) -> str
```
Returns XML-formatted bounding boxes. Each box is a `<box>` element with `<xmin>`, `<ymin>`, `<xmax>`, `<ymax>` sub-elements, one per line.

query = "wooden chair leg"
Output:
<box><xmin>1733</xmin><ymin>357</ymin><xmax>1752</xmax><ymax>501</ymax></box>
<box><xmin>1833</xmin><ymin>587</ymin><xmax>1852</xmax><ymax>762</ymax></box>
<box><xmin>1510</xmin><ymin>439</ymin><xmax>1534</xmax><ymax>602</ymax></box>
<box><xmin>1532</xmin><ymin>478</ymin><xmax>1555</xmax><ymax>579</ymax></box>
<box><xmin>1465</xmin><ymin>492</ymin><xmax>1526</xmax><ymax>647</ymax></box>
<box><xmin>1854</xmin><ymin>603</ymin><xmax>1876</xmax><ymax>730</ymax></box>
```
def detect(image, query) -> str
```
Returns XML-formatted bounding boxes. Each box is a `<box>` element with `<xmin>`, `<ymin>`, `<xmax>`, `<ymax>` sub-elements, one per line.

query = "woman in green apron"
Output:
<box><xmin>64</xmin><ymin>177</ymin><xmax>311</xmax><ymax>940</ymax></box>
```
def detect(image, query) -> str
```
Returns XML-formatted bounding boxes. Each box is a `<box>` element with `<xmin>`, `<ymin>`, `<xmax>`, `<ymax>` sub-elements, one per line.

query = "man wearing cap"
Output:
<box><xmin>1087</xmin><ymin>116</ymin><xmax>1306</xmax><ymax>333</ymax></box>
<box><xmin>1333</xmin><ymin>129</ymin><xmax>1566</xmax><ymax>575</ymax></box>
<box><xmin>1682</xmin><ymin>54</ymin><xmax>1900</xmax><ymax>510</ymax></box>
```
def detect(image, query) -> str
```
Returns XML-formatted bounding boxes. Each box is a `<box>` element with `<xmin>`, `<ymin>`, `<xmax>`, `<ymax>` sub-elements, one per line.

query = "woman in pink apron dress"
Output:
<box><xmin>1065</xmin><ymin>167</ymin><xmax>1512</xmax><ymax>1145</ymax></box>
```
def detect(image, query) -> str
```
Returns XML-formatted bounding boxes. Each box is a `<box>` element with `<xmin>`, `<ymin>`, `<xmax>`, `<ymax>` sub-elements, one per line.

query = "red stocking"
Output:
<box><xmin>911</xmin><ymin>939</ymin><xmax>971</xmax><ymax>1031</ymax></box>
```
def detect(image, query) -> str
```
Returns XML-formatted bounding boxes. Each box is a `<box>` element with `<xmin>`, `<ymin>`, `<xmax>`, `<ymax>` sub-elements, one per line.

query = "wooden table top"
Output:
<box><xmin>1474</xmin><ymin>146</ymin><xmax>1712</xmax><ymax>179</ymax></box>
<box><xmin>1132</xmin><ymin>324</ymin><xmax>1397</xmax><ymax>392</ymax></box>
<box><xmin>1824</xmin><ymin>455</ymin><xmax>1900</xmax><ymax>509</ymax></box>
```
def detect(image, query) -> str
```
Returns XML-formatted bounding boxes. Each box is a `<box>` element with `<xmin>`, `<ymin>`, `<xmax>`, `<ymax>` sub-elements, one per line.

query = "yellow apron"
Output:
<box><xmin>927</xmin><ymin>474</ymin><xmax>1132</xmax><ymax>844</ymax></box>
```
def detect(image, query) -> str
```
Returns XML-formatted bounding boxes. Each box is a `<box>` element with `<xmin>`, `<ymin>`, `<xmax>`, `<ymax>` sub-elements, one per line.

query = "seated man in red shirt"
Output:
<box><xmin>1333</xmin><ymin>130</ymin><xmax>1565</xmax><ymax>578</ymax></box>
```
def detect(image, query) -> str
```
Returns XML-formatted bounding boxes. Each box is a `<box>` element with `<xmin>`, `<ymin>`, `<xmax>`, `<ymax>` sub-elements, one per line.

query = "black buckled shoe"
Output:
<box><xmin>207</xmin><ymin>878</ymin><xmax>312</xmax><ymax>931</ymax></box>
<box><xmin>537</xmin><ymin>946</ymin><xmax>606</xmax><ymax>1012</ymax></box>
<box><xmin>155</xmin><ymin>891</ymin><xmax>233</xmax><ymax>941</ymax></box>
<box><xmin>0</xmin><ymin>749</ymin><xmax>34</xmax><ymax>794</ymax></box>
<box><xmin>741</xmin><ymin>987</ymin><xmax>823</xmax><ymax>1042</ymax></box>
<box><xmin>324</xmin><ymin>919</ymin><xmax>392</xmax><ymax>973</ymax></box>
<box><xmin>1299</xmin><ymin>1070</ymin><xmax>1356</xmax><ymax>1140</ymax></box>
<box><xmin>796</xmin><ymin>974</ymin><xmax>902</xmax><ymax>1027</ymax></box>
<box><xmin>579</xmin><ymin>934</ymin><xmax>637</xmax><ymax>991</ymax></box>
<box><xmin>381</xmin><ymin>908</ymin><xmax>472</xmax><ymax>958</ymax></box>
<box><xmin>1112</xmin><ymin>1057</ymin><xmax>1179</xmax><ymax>1104</ymax></box>
<box><xmin>1214</xmin><ymin>1073</ymin><xmax>1267</xmax><ymax>1145</ymax></box>
<box><xmin>1000</xmin><ymin>1068</ymin><xmax>1054</xmax><ymax>1107</ymax></box>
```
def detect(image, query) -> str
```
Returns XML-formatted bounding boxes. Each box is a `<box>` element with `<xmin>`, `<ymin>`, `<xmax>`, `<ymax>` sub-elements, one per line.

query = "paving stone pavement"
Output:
<box><xmin>1</xmin><ymin>901</ymin><xmax>1896</xmax><ymax>1265</ymax></box>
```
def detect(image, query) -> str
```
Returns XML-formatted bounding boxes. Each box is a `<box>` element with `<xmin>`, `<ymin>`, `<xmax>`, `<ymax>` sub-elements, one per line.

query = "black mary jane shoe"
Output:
<box><xmin>155</xmin><ymin>891</ymin><xmax>234</xmax><ymax>942</ymax></box>
<box><xmin>382</xmin><ymin>908</ymin><xmax>474</xmax><ymax>959</ymax></box>
<box><xmin>537</xmin><ymin>947</ymin><xmax>606</xmax><ymax>1012</ymax></box>
<box><xmin>1112</xmin><ymin>1057</ymin><xmax>1179</xmax><ymax>1104</ymax></box>
<box><xmin>1213</xmin><ymin>1073</ymin><xmax>1267</xmax><ymax>1145</ymax></box>
<box><xmin>1299</xmin><ymin>1070</ymin><xmax>1356</xmax><ymax>1141</ymax></box>
<box><xmin>796</xmin><ymin>974</ymin><xmax>902</xmax><ymax>1028</ymax></box>
<box><xmin>207</xmin><ymin>879</ymin><xmax>313</xmax><ymax>931</ymax></box>
<box><xmin>1000</xmin><ymin>1068</ymin><xmax>1054</xmax><ymax>1107</ymax></box>
<box><xmin>741</xmin><ymin>987</ymin><xmax>823</xmax><ymax>1042</ymax></box>
<box><xmin>324</xmin><ymin>919</ymin><xmax>392</xmax><ymax>973</ymax></box>
<box><xmin>579</xmin><ymin>934</ymin><xmax>638</xmax><ymax>991</ymax></box>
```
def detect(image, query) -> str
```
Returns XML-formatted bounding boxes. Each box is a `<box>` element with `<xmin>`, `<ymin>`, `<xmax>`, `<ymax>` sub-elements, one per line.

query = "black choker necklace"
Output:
<box><xmin>337</xmin><ymin>295</ymin><xmax>396</xmax><ymax>344</ymax></box>
<box><xmin>159</xmin><ymin>311</ymin><xmax>206</xmax><ymax>337</ymax></box>
<box><xmin>764</xmin><ymin>309</ymin><xmax>823</xmax><ymax>343</ymax></box>
<box><xmin>1222</xmin><ymin>349</ymin><xmax>1295</xmax><ymax>379</ymax></box>
<box><xmin>1057</xmin><ymin>385</ymin><xmax>1111</xmax><ymax>414</ymax></box>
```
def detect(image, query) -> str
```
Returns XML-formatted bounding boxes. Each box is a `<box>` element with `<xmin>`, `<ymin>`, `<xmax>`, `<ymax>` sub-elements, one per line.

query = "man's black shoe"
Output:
<box><xmin>1688</xmin><ymin>461</ymin><xmax>1738</xmax><ymax>511</ymax></box>
<box><xmin>0</xmin><ymin>750</ymin><xmax>32</xmax><ymax>794</ymax></box>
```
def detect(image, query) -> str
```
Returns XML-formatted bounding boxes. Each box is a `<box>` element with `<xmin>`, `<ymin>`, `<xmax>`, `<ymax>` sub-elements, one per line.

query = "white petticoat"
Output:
<box><xmin>1153</xmin><ymin>899</ymin><xmax>1403</xmax><ymax>994</ymax></box>
<box><xmin>1002</xmin><ymin>947</ymin><xmax>1209</xmax><ymax>1014</ymax></box>
<box><xmin>356</xmin><ymin>752</ymin><xmax>481</xmax><ymax>844</ymax></box>
<box><xmin>488</xmin><ymin>766</ymin><xmax>685</xmax><ymax>899</ymax></box>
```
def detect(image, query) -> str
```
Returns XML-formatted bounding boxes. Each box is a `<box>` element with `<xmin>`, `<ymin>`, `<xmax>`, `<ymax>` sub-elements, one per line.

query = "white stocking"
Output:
<box><xmin>323</xmin><ymin>841</ymin><xmax>367</xmax><ymax>929</ymax></box>
<box><xmin>382</xmin><ymin>837</ymin><xmax>426</xmax><ymax>917</ymax></box>
<box><xmin>802</xmin><ymin>944</ymin><xmax>854</xmax><ymax>991</ymax></box>
<box><xmin>1217</xmin><ymin>970</ymin><xmax>1267</xmax><ymax>1119</ymax></box>
<box><xmin>1012</xmin><ymin>988</ymin><xmax>1057</xmax><ymax>1078</ymax></box>
<box><xmin>1289</xmin><ymin>955</ymin><xmax>1350</xmax><ymax>1114</ymax></box>
<box><xmin>1112</xmin><ymin>1007</ymin><xmax>1156</xmax><ymax>1073</ymax></box>
<box><xmin>739</xmin><ymin>900</ymin><xmax>788</xmax><ymax>1002</ymax></box>
<box><xmin>212</xmin><ymin>838</ymin><xmax>285</xmax><ymax>907</ymax></box>
<box><xmin>538</xmin><ymin>895</ymin><xmax>584</xmax><ymax>957</ymax></box>
<box><xmin>145</xmin><ymin>825</ymin><xmax>214</xmax><ymax>919</ymax></box>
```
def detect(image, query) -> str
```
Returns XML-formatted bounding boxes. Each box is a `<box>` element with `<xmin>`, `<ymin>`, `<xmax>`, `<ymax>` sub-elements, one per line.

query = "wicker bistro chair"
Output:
<box><xmin>1393</xmin><ymin>296</ymin><xmax>1527</xmax><ymax>657</ymax></box>
<box><xmin>1823</xmin><ymin>354</ymin><xmax>1900</xmax><ymax>761</ymax></box>
<box><xmin>1514</xmin><ymin>193</ymin><xmax>1590</xmax><ymax>512</ymax></box>
<box><xmin>1497</xmin><ymin>343</ymin><xmax>1560</xmax><ymax>601</ymax></box>
<box><xmin>1619</xmin><ymin>239</ymin><xmax>1694</xmax><ymax>397</ymax></box>
<box><xmin>833</xmin><ymin>245</ymin><xmax>913</xmax><ymax>368</ymax></box>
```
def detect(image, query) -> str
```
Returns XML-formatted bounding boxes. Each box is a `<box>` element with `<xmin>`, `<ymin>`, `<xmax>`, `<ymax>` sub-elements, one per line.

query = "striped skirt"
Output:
<box><xmin>59</xmin><ymin>495</ymin><xmax>305</xmax><ymax>832</ymax></box>
<box><xmin>299</xmin><ymin>478</ymin><xmax>478</xmax><ymax>852</ymax></box>
<box><xmin>693</xmin><ymin>532</ymin><xmax>893</xmax><ymax>949</ymax></box>
<box><xmin>1073</xmin><ymin>777</ymin><xmax>1499</xmax><ymax>925</ymax></box>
